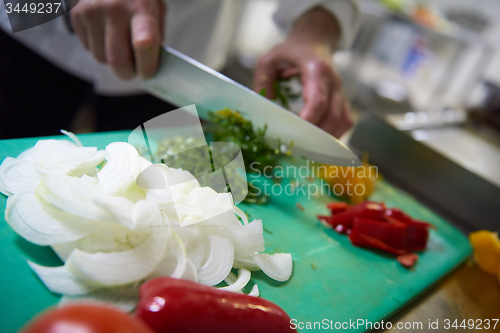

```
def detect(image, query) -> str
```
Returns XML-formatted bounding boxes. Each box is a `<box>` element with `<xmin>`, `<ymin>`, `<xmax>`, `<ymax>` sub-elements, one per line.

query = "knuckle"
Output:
<box><xmin>103</xmin><ymin>0</ymin><xmax>124</xmax><ymax>13</ymax></box>
<box><xmin>81</xmin><ymin>6</ymin><xmax>99</xmax><ymax>19</ymax></box>
<box><xmin>133</xmin><ymin>0</ymin><xmax>156</xmax><ymax>11</ymax></box>
<box><xmin>107</xmin><ymin>55</ymin><xmax>127</xmax><ymax>67</ymax></box>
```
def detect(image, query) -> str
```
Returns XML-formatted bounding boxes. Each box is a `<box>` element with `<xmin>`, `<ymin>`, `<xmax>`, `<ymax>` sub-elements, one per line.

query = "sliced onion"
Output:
<box><xmin>0</xmin><ymin>157</ymin><xmax>40</xmax><ymax>196</ymax></box>
<box><xmin>37</xmin><ymin>175</ymin><xmax>139</xmax><ymax>229</ymax></box>
<box><xmin>234</xmin><ymin>206</ymin><xmax>249</xmax><ymax>225</ymax></box>
<box><xmin>232</xmin><ymin>256</ymin><xmax>260</xmax><ymax>271</ymax></box>
<box><xmin>200</xmin><ymin>214</ymin><xmax>264</xmax><ymax>258</ymax></box>
<box><xmin>52</xmin><ymin>231</ymin><xmax>135</xmax><ymax>264</ymax></box>
<box><xmin>146</xmin><ymin>231</ymin><xmax>189</xmax><ymax>281</ymax></box>
<box><xmin>65</xmin><ymin>218</ymin><xmax>169</xmax><ymax>287</ymax></box>
<box><xmin>181</xmin><ymin>230</ymin><xmax>206</xmax><ymax>269</ymax></box>
<box><xmin>60</xmin><ymin>130</ymin><xmax>83</xmax><ymax>147</ymax></box>
<box><xmin>197</xmin><ymin>235</ymin><xmax>234</xmax><ymax>286</ymax></box>
<box><xmin>219</xmin><ymin>268</ymin><xmax>251</xmax><ymax>292</ymax></box>
<box><xmin>253</xmin><ymin>253</ymin><xmax>293</xmax><ymax>282</ymax></box>
<box><xmin>1</xmin><ymin>138</ymin><xmax>294</xmax><ymax>305</ymax></box>
<box><xmin>97</xmin><ymin>142</ymin><xmax>142</xmax><ymax>195</ymax></box>
<box><xmin>224</xmin><ymin>271</ymin><xmax>237</xmax><ymax>285</ymax></box>
<box><xmin>180</xmin><ymin>258</ymin><xmax>198</xmax><ymax>282</ymax></box>
<box><xmin>17</xmin><ymin>147</ymin><xmax>35</xmax><ymax>161</ymax></box>
<box><xmin>170</xmin><ymin>231</ymin><xmax>188</xmax><ymax>278</ymax></box>
<box><xmin>248</xmin><ymin>284</ymin><xmax>260</xmax><ymax>297</ymax></box>
<box><xmin>176</xmin><ymin>188</ymin><xmax>233</xmax><ymax>227</ymax></box>
<box><xmin>28</xmin><ymin>261</ymin><xmax>97</xmax><ymax>295</ymax></box>
<box><xmin>32</xmin><ymin>140</ymin><xmax>104</xmax><ymax>176</ymax></box>
<box><xmin>5</xmin><ymin>193</ymin><xmax>95</xmax><ymax>245</ymax></box>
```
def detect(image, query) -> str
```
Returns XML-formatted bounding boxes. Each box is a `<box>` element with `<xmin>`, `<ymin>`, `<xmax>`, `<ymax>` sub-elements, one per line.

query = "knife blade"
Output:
<box><xmin>143</xmin><ymin>47</ymin><xmax>360</xmax><ymax>166</ymax></box>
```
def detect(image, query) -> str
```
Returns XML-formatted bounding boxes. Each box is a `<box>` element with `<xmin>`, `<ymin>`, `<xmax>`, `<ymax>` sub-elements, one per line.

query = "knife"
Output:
<box><xmin>143</xmin><ymin>47</ymin><xmax>360</xmax><ymax>166</ymax></box>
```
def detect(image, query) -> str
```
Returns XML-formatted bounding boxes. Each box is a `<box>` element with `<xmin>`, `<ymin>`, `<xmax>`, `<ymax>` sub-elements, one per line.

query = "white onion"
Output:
<box><xmin>197</xmin><ymin>235</ymin><xmax>234</xmax><ymax>286</ymax></box>
<box><xmin>219</xmin><ymin>269</ymin><xmax>251</xmax><ymax>292</ymax></box>
<box><xmin>5</xmin><ymin>193</ymin><xmax>96</xmax><ymax>245</ymax></box>
<box><xmin>0</xmin><ymin>134</ymin><xmax>293</xmax><ymax>306</ymax></box>
<box><xmin>0</xmin><ymin>157</ymin><xmax>40</xmax><ymax>196</ymax></box>
<box><xmin>60</xmin><ymin>129</ymin><xmax>83</xmax><ymax>147</ymax></box>
<box><xmin>32</xmin><ymin>140</ymin><xmax>104</xmax><ymax>176</ymax></box>
<box><xmin>253</xmin><ymin>253</ymin><xmax>293</xmax><ymax>282</ymax></box>
<box><xmin>248</xmin><ymin>284</ymin><xmax>260</xmax><ymax>297</ymax></box>
<box><xmin>97</xmin><ymin>142</ymin><xmax>142</xmax><ymax>195</ymax></box>
<box><xmin>28</xmin><ymin>262</ymin><xmax>97</xmax><ymax>295</ymax></box>
<box><xmin>65</xmin><ymin>217</ymin><xmax>169</xmax><ymax>287</ymax></box>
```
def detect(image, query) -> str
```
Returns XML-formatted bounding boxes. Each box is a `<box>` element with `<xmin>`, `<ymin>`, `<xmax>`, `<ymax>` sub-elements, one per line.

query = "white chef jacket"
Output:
<box><xmin>0</xmin><ymin>0</ymin><xmax>358</xmax><ymax>95</ymax></box>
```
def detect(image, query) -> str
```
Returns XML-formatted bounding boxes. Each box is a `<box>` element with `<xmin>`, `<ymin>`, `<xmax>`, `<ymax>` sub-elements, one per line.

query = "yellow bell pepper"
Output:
<box><xmin>315</xmin><ymin>152</ymin><xmax>378</xmax><ymax>204</ymax></box>
<box><xmin>469</xmin><ymin>230</ymin><xmax>500</xmax><ymax>280</ymax></box>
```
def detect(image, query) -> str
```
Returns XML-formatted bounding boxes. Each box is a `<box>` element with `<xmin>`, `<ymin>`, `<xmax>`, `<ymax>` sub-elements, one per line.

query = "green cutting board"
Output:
<box><xmin>0</xmin><ymin>132</ymin><xmax>471</xmax><ymax>332</ymax></box>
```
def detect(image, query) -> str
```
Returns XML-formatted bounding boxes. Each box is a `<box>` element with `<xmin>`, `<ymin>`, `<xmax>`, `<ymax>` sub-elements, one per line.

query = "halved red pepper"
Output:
<box><xmin>349</xmin><ymin>217</ymin><xmax>409</xmax><ymax>255</ymax></box>
<box><xmin>349</xmin><ymin>217</ymin><xmax>430</xmax><ymax>256</ymax></box>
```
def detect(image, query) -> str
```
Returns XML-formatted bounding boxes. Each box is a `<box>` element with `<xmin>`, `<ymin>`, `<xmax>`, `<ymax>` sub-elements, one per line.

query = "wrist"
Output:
<box><xmin>287</xmin><ymin>7</ymin><xmax>340</xmax><ymax>53</ymax></box>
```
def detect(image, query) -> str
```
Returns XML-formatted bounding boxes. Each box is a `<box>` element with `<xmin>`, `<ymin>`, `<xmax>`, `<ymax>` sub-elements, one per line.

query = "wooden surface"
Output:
<box><xmin>377</xmin><ymin>263</ymin><xmax>500</xmax><ymax>332</ymax></box>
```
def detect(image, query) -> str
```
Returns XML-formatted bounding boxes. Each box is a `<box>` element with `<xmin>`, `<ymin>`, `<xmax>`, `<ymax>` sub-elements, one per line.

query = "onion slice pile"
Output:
<box><xmin>0</xmin><ymin>133</ymin><xmax>293</xmax><ymax>307</ymax></box>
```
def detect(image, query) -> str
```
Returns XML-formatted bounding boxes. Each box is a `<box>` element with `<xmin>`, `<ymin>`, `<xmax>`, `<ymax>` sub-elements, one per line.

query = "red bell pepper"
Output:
<box><xmin>384</xmin><ymin>209</ymin><xmax>430</xmax><ymax>252</ymax></box>
<box><xmin>319</xmin><ymin>200</ymin><xmax>432</xmax><ymax>268</ymax></box>
<box><xmin>349</xmin><ymin>217</ymin><xmax>409</xmax><ymax>255</ymax></box>
<box><xmin>385</xmin><ymin>208</ymin><xmax>434</xmax><ymax>227</ymax></box>
<box><xmin>136</xmin><ymin>277</ymin><xmax>296</xmax><ymax>333</ymax></box>
<box><xmin>384</xmin><ymin>208</ymin><xmax>414</xmax><ymax>225</ymax></box>
<box><xmin>405</xmin><ymin>221</ymin><xmax>429</xmax><ymax>252</ymax></box>
<box><xmin>326</xmin><ymin>201</ymin><xmax>386</xmax><ymax>229</ymax></box>
<box><xmin>349</xmin><ymin>217</ymin><xmax>430</xmax><ymax>256</ymax></box>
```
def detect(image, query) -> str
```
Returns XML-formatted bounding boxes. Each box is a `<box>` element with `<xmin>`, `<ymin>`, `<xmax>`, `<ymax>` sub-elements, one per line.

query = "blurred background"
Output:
<box><xmin>217</xmin><ymin>0</ymin><xmax>500</xmax><ymax>234</ymax></box>
<box><xmin>200</xmin><ymin>0</ymin><xmax>499</xmax><ymax>235</ymax></box>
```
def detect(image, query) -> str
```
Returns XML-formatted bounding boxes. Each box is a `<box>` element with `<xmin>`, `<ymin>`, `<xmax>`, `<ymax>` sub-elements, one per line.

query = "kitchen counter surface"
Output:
<box><xmin>379</xmin><ymin>263</ymin><xmax>500</xmax><ymax>332</ymax></box>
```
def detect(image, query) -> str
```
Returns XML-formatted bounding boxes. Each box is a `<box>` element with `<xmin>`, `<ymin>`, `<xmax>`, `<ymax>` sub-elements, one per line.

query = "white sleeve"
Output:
<box><xmin>274</xmin><ymin>0</ymin><xmax>360</xmax><ymax>50</ymax></box>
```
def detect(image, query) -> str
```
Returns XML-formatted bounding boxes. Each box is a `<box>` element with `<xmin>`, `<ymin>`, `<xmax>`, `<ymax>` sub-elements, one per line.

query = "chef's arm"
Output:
<box><xmin>254</xmin><ymin>0</ymin><xmax>359</xmax><ymax>138</ymax></box>
<box><xmin>69</xmin><ymin>0</ymin><xmax>166</xmax><ymax>80</ymax></box>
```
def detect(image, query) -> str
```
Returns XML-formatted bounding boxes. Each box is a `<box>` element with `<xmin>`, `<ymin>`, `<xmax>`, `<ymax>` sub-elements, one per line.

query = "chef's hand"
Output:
<box><xmin>254</xmin><ymin>8</ymin><xmax>352</xmax><ymax>138</ymax></box>
<box><xmin>71</xmin><ymin>0</ymin><xmax>166</xmax><ymax>79</ymax></box>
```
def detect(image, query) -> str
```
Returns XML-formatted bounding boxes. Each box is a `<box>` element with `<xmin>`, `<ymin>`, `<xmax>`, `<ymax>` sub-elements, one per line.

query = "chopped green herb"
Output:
<box><xmin>137</xmin><ymin>108</ymin><xmax>291</xmax><ymax>206</ymax></box>
<box><xmin>207</xmin><ymin>109</ymin><xmax>284</xmax><ymax>172</ymax></box>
